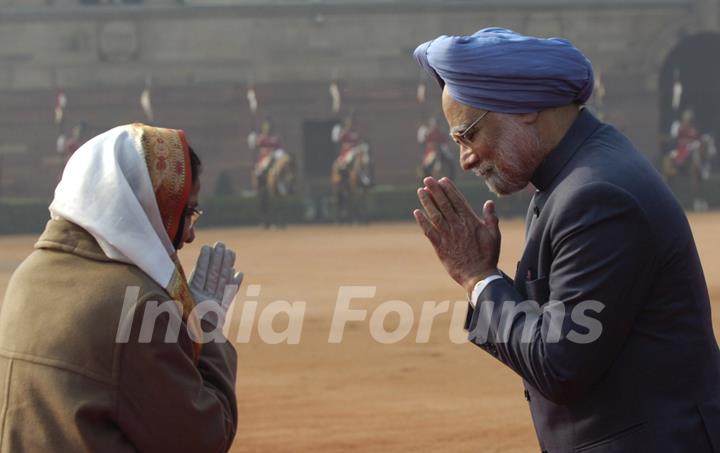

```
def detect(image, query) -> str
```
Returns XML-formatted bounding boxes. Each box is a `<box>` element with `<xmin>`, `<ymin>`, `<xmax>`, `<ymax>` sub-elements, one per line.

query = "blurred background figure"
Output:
<box><xmin>416</xmin><ymin>114</ymin><xmax>454</xmax><ymax>183</ymax></box>
<box><xmin>671</xmin><ymin>109</ymin><xmax>701</xmax><ymax>167</ymax></box>
<box><xmin>64</xmin><ymin>122</ymin><xmax>87</xmax><ymax>161</ymax></box>
<box><xmin>663</xmin><ymin>108</ymin><xmax>717</xmax><ymax>210</ymax></box>
<box><xmin>249</xmin><ymin>118</ymin><xmax>296</xmax><ymax>228</ymax></box>
<box><xmin>331</xmin><ymin>115</ymin><xmax>360</xmax><ymax>173</ymax></box>
<box><xmin>331</xmin><ymin>115</ymin><xmax>374</xmax><ymax>224</ymax></box>
<box><xmin>55</xmin><ymin>122</ymin><xmax>86</xmax><ymax>163</ymax></box>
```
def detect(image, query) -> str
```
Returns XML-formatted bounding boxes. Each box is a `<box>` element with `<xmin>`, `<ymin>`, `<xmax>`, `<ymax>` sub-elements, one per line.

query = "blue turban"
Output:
<box><xmin>414</xmin><ymin>27</ymin><xmax>594</xmax><ymax>114</ymax></box>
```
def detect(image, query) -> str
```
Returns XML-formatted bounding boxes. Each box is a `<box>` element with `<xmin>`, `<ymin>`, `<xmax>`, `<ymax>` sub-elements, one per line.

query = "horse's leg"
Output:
<box><xmin>350</xmin><ymin>187</ymin><xmax>358</xmax><ymax>224</ymax></box>
<box><xmin>359</xmin><ymin>188</ymin><xmax>368</xmax><ymax>224</ymax></box>
<box><xmin>344</xmin><ymin>188</ymin><xmax>351</xmax><ymax>223</ymax></box>
<box><xmin>335</xmin><ymin>183</ymin><xmax>346</xmax><ymax>223</ymax></box>
<box><xmin>689</xmin><ymin>160</ymin><xmax>709</xmax><ymax>211</ymax></box>
<box><xmin>335</xmin><ymin>186</ymin><xmax>341</xmax><ymax>223</ymax></box>
<box><xmin>275</xmin><ymin>194</ymin><xmax>287</xmax><ymax>229</ymax></box>
<box><xmin>268</xmin><ymin>193</ymin><xmax>276</xmax><ymax>228</ymax></box>
<box><xmin>259</xmin><ymin>186</ymin><xmax>270</xmax><ymax>228</ymax></box>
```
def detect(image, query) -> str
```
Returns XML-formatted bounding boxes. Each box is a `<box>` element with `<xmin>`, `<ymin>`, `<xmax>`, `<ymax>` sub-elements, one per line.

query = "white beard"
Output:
<box><xmin>475</xmin><ymin>117</ymin><xmax>542</xmax><ymax>196</ymax></box>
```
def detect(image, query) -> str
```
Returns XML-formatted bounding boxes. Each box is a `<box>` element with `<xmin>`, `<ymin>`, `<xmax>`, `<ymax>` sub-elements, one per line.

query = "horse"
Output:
<box><xmin>417</xmin><ymin>143</ymin><xmax>456</xmax><ymax>183</ymax></box>
<box><xmin>331</xmin><ymin>142</ymin><xmax>374</xmax><ymax>223</ymax></box>
<box><xmin>254</xmin><ymin>149</ymin><xmax>296</xmax><ymax>228</ymax></box>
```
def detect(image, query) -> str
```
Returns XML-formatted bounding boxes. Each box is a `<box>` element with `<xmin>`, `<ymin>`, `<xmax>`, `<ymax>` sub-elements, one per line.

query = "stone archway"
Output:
<box><xmin>658</xmin><ymin>32</ymin><xmax>720</xmax><ymax>143</ymax></box>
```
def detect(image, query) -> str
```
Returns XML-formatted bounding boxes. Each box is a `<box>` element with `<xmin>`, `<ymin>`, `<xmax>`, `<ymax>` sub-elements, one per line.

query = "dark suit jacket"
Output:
<box><xmin>466</xmin><ymin>109</ymin><xmax>720</xmax><ymax>453</ymax></box>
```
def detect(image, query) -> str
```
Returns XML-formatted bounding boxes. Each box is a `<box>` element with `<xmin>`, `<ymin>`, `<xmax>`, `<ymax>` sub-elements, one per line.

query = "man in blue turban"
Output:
<box><xmin>413</xmin><ymin>28</ymin><xmax>720</xmax><ymax>453</ymax></box>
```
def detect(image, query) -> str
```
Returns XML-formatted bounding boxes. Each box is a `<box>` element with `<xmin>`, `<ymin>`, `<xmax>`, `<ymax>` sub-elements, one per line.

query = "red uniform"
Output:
<box><xmin>338</xmin><ymin>128</ymin><xmax>360</xmax><ymax>162</ymax></box>
<box><xmin>254</xmin><ymin>134</ymin><xmax>281</xmax><ymax>174</ymax></box>
<box><xmin>675</xmin><ymin>123</ymin><xmax>699</xmax><ymax>165</ymax></box>
<box><xmin>422</xmin><ymin>126</ymin><xmax>448</xmax><ymax>162</ymax></box>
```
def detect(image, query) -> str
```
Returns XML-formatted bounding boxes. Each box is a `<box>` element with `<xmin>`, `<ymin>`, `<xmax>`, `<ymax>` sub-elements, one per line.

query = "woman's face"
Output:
<box><xmin>177</xmin><ymin>178</ymin><xmax>201</xmax><ymax>250</ymax></box>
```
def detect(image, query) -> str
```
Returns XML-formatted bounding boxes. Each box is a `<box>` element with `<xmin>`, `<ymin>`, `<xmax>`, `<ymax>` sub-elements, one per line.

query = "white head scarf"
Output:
<box><xmin>50</xmin><ymin>124</ymin><xmax>178</xmax><ymax>288</ymax></box>
<box><xmin>49</xmin><ymin>123</ymin><xmax>202</xmax><ymax>361</ymax></box>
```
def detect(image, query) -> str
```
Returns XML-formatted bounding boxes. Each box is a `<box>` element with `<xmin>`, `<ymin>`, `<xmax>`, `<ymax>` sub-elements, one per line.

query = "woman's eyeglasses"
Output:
<box><xmin>185</xmin><ymin>206</ymin><xmax>203</xmax><ymax>228</ymax></box>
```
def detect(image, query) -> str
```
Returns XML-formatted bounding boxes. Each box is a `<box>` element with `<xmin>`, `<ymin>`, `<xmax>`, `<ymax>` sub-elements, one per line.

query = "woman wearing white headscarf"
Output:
<box><xmin>0</xmin><ymin>124</ymin><xmax>241</xmax><ymax>452</ymax></box>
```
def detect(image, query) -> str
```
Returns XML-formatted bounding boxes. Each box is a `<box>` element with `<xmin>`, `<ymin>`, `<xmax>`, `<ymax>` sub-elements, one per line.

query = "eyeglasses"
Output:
<box><xmin>185</xmin><ymin>206</ymin><xmax>203</xmax><ymax>228</ymax></box>
<box><xmin>450</xmin><ymin>110</ymin><xmax>490</xmax><ymax>147</ymax></box>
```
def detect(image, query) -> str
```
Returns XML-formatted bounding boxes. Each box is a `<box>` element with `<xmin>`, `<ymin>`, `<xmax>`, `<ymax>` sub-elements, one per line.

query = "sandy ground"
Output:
<box><xmin>0</xmin><ymin>213</ymin><xmax>718</xmax><ymax>452</ymax></box>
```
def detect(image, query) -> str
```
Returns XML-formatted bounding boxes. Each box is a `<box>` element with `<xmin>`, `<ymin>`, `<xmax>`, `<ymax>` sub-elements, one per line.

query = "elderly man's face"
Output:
<box><xmin>442</xmin><ymin>88</ymin><xmax>541</xmax><ymax>195</ymax></box>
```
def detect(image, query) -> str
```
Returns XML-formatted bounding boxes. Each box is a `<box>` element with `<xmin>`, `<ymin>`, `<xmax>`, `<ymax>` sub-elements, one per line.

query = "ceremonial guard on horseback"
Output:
<box><xmin>664</xmin><ymin>109</ymin><xmax>714</xmax><ymax>178</ymax></box>
<box><xmin>249</xmin><ymin>118</ymin><xmax>295</xmax><ymax>228</ymax></box>
<box><xmin>661</xmin><ymin>71</ymin><xmax>717</xmax><ymax>210</ymax></box>
<box><xmin>416</xmin><ymin>115</ymin><xmax>455</xmax><ymax>182</ymax></box>
<box><xmin>331</xmin><ymin>115</ymin><xmax>374</xmax><ymax>223</ymax></box>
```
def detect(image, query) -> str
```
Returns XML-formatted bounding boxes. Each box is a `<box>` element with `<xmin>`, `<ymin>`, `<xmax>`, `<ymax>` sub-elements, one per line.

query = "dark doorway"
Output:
<box><xmin>659</xmin><ymin>33</ymin><xmax>720</xmax><ymax>141</ymax></box>
<box><xmin>302</xmin><ymin>120</ymin><xmax>337</xmax><ymax>182</ymax></box>
<box><xmin>301</xmin><ymin>120</ymin><xmax>339</xmax><ymax>221</ymax></box>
